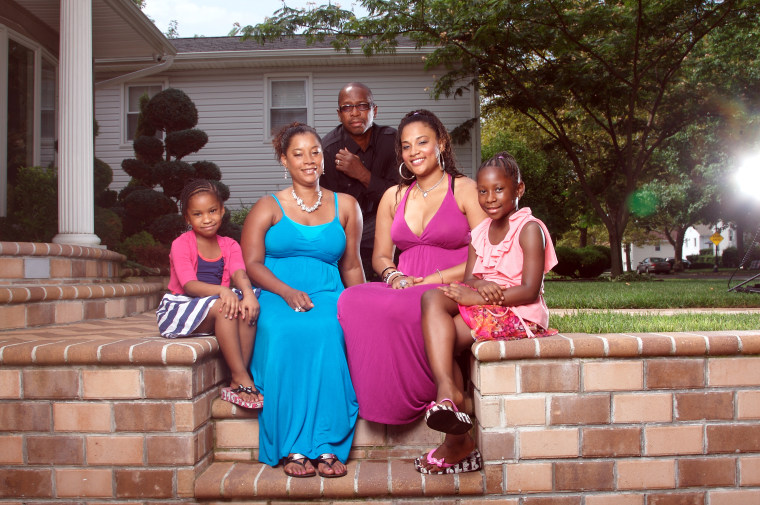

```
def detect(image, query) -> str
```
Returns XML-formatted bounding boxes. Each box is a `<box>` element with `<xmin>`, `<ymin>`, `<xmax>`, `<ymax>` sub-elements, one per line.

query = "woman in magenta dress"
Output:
<box><xmin>338</xmin><ymin>110</ymin><xmax>486</xmax><ymax>424</ymax></box>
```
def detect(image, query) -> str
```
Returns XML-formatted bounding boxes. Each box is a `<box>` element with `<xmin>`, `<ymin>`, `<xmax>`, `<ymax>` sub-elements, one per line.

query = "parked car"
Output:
<box><xmin>665</xmin><ymin>257</ymin><xmax>691</xmax><ymax>269</ymax></box>
<box><xmin>636</xmin><ymin>257</ymin><xmax>672</xmax><ymax>274</ymax></box>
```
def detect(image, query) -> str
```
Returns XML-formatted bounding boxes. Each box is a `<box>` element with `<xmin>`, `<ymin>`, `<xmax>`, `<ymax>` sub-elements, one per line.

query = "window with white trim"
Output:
<box><xmin>266</xmin><ymin>77</ymin><xmax>311</xmax><ymax>138</ymax></box>
<box><xmin>125</xmin><ymin>84</ymin><xmax>163</xmax><ymax>142</ymax></box>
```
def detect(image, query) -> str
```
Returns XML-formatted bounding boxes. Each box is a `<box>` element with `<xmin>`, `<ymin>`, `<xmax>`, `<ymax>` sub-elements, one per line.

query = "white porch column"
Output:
<box><xmin>52</xmin><ymin>0</ymin><xmax>101</xmax><ymax>246</ymax></box>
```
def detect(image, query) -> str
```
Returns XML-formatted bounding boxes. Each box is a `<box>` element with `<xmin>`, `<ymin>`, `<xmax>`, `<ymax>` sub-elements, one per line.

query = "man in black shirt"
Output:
<box><xmin>321</xmin><ymin>83</ymin><xmax>399</xmax><ymax>279</ymax></box>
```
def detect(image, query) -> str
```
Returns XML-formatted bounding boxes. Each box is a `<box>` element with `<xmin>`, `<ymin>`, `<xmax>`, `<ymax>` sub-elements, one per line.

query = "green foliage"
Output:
<box><xmin>165</xmin><ymin>129</ymin><xmax>208</xmax><ymax>159</ymax></box>
<box><xmin>545</xmin><ymin>279</ymin><xmax>759</xmax><ymax>309</ymax></box>
<box><xmin>242</xmin><ymin>1</ymin><xmax>760</xmax><ymax>276</ymax></box>
<box><xmin>1</xmin><ymin>166</ymin><xmax>57</xmax><ymax>242</ymax></box>
<box><xmin>554</xmin><ymin>246</ymin><xmax>582</xmax><ymax>278</ymax></box>
<box><xmin>577</xmin><ymin>246</ymin><xmax>609</xmax><ymax>279</ymax></box>
<box><xmin>94</xmin><ymin>207</ymin><xmax>122</xmax><ymax>250</ymax></box>
<box><xmin>553</xmin><ymin>312</ymin><xmax>760</xmax><ymax>334</ymax></box>
<box><xmin>117</xmin><ymin>231</ymin><xmax>169</xmax><ymax>268</ymax></box>
<box><xmin>148</xmin><ymin>213</ymin><xmax>186</xmax><ymax>245</ymax></box>
<box><xmin>146</xmin><ymin>88</ymin><xmax>198</xmax><ymax>132</ymax></box>
<box><xmin>228</xmin><ymin>205</ymin><xmax>251</xmax><ymax>227</ymax></box>
<box><xmin>117</xmin><ymin>87</ymin><xmax>223</xmax><ymax>246</ymax></box>
<box><xmin>93</xmin><ymin>158</ymin><xmax>113</xmax><ymax>195</ymax></box>
<box><xmin>133</xmin><ymin>135</ymin><xmax>164</xmax><ymax>164</ymax></box>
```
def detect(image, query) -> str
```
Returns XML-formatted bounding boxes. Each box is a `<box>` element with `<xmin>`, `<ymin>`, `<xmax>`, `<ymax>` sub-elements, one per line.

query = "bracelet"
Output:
<box><xmin>385</xmin><ymin>271</ymin><xmax>404</xmax><ymax>285</ymax></box>
<box><xmin>436</xmin><ymin>269</ymin><xmax>444</xmax><ymax>283</ymax></box>
<box><xmin>380</xmin><ymin>265</ymin><xmax>396</xmax><ymax>277</ymax></box>
<box><xmin>382</xmin><ymin>268</ymin><xmax>398</xmax><ymax>283</ymax></box>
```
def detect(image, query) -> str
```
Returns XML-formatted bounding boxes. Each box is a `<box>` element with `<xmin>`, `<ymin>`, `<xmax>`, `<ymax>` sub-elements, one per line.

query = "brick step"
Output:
<box><xmin>194</xmin><ymin>458</ymin><xmax>492</xmax><ymax>502</ymax></box>
<box><xmin>198</xmin><ymin>397</ymin><xmax>488</xmax><ymax>501</ymax></box>
<box><xmin>209</xmin><ymin>396</ymin><xmax>475</xmax><ymax>463</ymax></box>
<box><xmin>0</xmin><ymin>281</ymin><xmax>164</xmax><ymax>330</ymax></box>
<box><xmin>0</xmin><ymin>241</ymin><xmax>127</xmax><ymax>284</ymax></box>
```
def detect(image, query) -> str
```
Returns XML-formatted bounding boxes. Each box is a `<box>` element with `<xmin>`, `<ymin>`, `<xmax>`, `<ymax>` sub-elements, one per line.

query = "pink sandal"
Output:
<box><xmin>221</xmin><ymin>385</ymin><xmax>263</xmax><ymax>409</ymax></box>
<box><xmin>414</xmin><ymin>448</ymin><xmax>482</xmax><ymax>474</ymax></box>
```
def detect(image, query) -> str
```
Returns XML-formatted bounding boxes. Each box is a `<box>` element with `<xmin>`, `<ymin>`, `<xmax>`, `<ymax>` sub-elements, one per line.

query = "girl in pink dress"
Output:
<box><xmin>415</xmin><ymin>151</ymin><xmax>558</xmax><ymax>474</ymax></box>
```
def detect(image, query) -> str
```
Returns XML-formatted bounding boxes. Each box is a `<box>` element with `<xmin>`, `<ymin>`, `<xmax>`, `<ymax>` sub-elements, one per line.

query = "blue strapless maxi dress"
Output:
<box><xmin>251</xmin><ymin>193</ymin><xmax>358</xmax><ymax>466</ymax></box>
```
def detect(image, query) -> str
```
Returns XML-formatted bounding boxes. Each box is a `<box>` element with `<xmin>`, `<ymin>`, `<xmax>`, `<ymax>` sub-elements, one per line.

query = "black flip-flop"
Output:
<box><xmin>315</xmin><ymin>453</ymin><xmax>348</xmax><ymax>478</ymax></box>
<box><xmin>425</xmin><ymin>399</ymin><xmax>473</xmax><ymax>434</ymax></box>
<box><xmin>283</xmin><ymin>453</ymin><xmax>315</xmax><ymax>478</ymax></box>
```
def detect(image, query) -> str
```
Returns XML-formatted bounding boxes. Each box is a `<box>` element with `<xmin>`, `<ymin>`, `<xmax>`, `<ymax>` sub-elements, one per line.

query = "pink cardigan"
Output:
<box><xmin>470</xmin><ymin>208</ymin><xmax>557</xmax><ymax>329</ymax></box>
<box><xmin>167</xmin><ymin>230</ymin><xmax>247</xmax><ymax>295</ymax></box>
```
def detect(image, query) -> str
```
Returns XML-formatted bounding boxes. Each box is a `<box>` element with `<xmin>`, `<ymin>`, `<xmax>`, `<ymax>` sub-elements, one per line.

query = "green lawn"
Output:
<box><xmin>544</xmin><ymin>278</ymin><xmax>760</xmax><ymax>333</ymax></box>
<box><xmin>545</xmin><ymin>279</ymin><xmax>760</xmax><ymax>309</ymax></box>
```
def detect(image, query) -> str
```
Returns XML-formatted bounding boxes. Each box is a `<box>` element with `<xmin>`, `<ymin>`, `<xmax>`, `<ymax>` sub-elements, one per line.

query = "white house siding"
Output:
<box><xmin>94</xmin><ymin>63</ymin><xmax>478</xmax><ymax>211</ymax></box>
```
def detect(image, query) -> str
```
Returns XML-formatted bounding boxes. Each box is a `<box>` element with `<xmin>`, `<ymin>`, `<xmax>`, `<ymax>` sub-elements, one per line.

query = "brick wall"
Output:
<box><xmin>0</xmin><ymin>322</ymin><xmax>223</xmax><ymax>501</ymax></box>
<box><xmin>471</xmin><ymin>331</ymin><xmax>760</xmax><ymax>503</ymax></box>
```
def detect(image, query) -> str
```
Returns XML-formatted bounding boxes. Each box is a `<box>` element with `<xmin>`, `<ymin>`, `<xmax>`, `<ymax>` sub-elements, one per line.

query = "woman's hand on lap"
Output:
<box><xmin>283</xmin><ymin>288</ymin><xmax>314</xmax><ymax>312</ymax></box>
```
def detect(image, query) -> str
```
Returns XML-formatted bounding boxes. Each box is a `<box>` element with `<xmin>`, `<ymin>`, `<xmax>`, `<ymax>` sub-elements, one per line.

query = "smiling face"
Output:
<box><xmin>337</xmin><ymin>85</ymin><xmax>376</xmax><ymax>138</ymax></box>
<box><xmin>185</xmin><ymin>191</ymin><xmax>225</xmax><ymax>239</ymax></box>
<box><xmin>281</xmin><ymin>132</ymin><xmax>324</xmax><ymax>183</ymax></box>
<box><xmin>399</xmin><ymin>121</ymin><xmax>443</xmax><ymax>177</ymax></box>
<box><xmin>476</xmin><ymin>165</ymin><xmax>525</xmax><ymax>221</ymax></box>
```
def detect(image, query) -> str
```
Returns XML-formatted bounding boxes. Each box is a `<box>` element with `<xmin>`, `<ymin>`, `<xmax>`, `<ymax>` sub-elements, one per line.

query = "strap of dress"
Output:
<box><xmin>271</xmin><ymin>194</ymin><xmax>285</xmax><ymax>213</ymax></box>
<box><xmin>333</xmin><ymin>191</ymin><xmax>339</xmax><ymax>217</ymax></box>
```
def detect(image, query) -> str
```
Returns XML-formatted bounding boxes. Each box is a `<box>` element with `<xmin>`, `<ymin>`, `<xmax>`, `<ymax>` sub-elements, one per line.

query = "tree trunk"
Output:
<box><xmin>608</xmin><ymin>229</ymin><xmax>624</xmax><ymax>277</ymax></box>
<box><xmin>624</xmin><ymin>242</ymin><xmax>632</xmax><ymax>272</ymax></box>
<box><xmin>579</xmin><ymin>227</ymin><xmax>588</xmax><ymax>247</ymax></box>
<box><xmin>673</xmin><ymin>227</ymin><xmax>687</xmax><ymax>271</ymax></box>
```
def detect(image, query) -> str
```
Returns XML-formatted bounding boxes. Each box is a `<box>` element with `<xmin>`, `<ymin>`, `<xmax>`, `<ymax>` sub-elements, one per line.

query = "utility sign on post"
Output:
<box><xmin>710</xmin><ymin>233</ymin><xmax>724</xmax><ymax>245</ymax></box>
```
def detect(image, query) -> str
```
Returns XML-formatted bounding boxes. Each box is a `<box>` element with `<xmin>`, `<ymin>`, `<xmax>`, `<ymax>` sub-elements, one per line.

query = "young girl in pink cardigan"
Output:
<box><xmin>415</xmin><ymin>152</ymin><xmax>558</xmax><ymax>474</ymax></box>
<box><xmin>156</xmin><ymin>179</ymin><xmax>262</xmax><ymax>409</ymax></box>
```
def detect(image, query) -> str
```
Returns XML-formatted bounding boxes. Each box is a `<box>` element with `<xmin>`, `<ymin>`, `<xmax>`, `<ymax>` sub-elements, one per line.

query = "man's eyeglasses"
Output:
<box><xmin>338</xmin><ymin>103</ymin><xmax>373</xmax><ymax>113</ymax></box>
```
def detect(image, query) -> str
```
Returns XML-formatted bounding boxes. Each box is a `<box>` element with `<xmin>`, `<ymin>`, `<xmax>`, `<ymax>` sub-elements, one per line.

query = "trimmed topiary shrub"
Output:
<box><xmin>116</xmin><ymin>87</ymin><xmax>229</xmax><ymax>255</ymax></box>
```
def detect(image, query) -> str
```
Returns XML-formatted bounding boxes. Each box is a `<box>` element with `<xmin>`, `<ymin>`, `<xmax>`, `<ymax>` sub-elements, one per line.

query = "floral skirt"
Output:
<box><xmin>458</xmin><ymin>304</ymin><xmax>558</xmax><ymax>341</ymax></box>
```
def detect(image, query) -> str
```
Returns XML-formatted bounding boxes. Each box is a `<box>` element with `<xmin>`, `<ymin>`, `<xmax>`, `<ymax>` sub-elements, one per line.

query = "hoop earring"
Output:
<box><xmin>437</xmin><ymin>152</ymin><xmax>445</xmax><ymax>172</ymax></box>
<box><xmin>398</xmin><ymin>162</ymin><xmax>414</xmax><ymax>181</ymax></box>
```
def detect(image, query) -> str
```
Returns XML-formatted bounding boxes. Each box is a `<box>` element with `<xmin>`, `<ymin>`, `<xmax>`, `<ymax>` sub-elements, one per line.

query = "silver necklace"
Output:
<box><xmin>418</xmin><ymin>171</ymin><xmax>446</xmax><ymax>198</ymax></box>
<box><xmin>291</xmin><ymin>188</ymin><xmax>323</xmax><ymax>213</ymax></box>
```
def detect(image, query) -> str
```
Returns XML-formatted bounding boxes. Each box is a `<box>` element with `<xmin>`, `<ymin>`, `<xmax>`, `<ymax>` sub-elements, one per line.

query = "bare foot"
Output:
<box><xmin>230</xmin><ymin>375</ymin><xmax>263</xmax><ymax>404</ymax></box>
<box><xmin>284</xmin><ymin>454</ymin><xmax>315</xmax><ymax>477</ymax></box>
<box><xmin>419</xmin><ymin>434</ymin><xmax>476</xmax><ymax>473</ymax></box>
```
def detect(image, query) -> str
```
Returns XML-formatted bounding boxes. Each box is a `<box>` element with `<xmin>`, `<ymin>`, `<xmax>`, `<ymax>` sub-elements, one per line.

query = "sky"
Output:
<box><xmin>142</xmin><ymin>0</ymin><xmax>367</xmax><ymax>38</ymax></box>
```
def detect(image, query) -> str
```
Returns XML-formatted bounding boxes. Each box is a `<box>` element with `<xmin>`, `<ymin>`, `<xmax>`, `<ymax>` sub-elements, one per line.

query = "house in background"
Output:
<box><xmin>2</xmin><ymin>0</ymin><xmax>479</xmax><ymax>248</ymax></box>
<box><xmin>93</xmin><ymin>36</ymin><xmax>479</xmax><ymax>208</ymax></box>
<box><xmin>623</xmin><ymin>224</ymin><xmax>738</xmax><ymax>271</ymax></box>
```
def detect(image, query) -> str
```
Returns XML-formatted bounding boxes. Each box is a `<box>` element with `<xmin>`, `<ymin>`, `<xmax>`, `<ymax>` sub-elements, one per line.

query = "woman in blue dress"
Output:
<box><xmin>241</xmin><ymin>123</ymin><xmax>364</xmax><ymax>478</ymax></box>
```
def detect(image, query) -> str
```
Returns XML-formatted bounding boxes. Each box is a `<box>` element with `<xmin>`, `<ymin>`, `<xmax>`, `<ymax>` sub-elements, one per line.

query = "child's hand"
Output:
<box><xmin>439</xmin><ymin>283</ymin><xmax>485</xmax><ymax>306</ymax></box>
<box><xmin>239</xmin><ymin>291</ymin><xmax>260</xmax><ymax>324</ymax></box>
<box><xmin>218</xmin><ymin>287</ymin><xmax>239</xmax><ymax>319</ymax></box>
<box><xmin>471</xmin><ymin>279</ymin><xmax>504</xmax><ymax>304</ymax></box>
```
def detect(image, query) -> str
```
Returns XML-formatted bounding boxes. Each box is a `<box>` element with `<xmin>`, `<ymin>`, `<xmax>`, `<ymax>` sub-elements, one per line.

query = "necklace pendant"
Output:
<box><xmin>422</xmin><ymin>191</ymin><xmax>429</xmax><ymax>198</ymax></box>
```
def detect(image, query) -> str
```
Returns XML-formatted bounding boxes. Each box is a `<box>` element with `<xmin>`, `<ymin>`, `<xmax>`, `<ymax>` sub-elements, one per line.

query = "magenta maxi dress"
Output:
<box><xmin>338</xmin><ymin>175</ymin><xmax>471</xmax><ymax>424</ymax></box>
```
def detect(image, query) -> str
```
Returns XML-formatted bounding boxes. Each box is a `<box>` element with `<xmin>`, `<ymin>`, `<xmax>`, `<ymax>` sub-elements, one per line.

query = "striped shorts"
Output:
<box><xmin>156</xmin><ymin>288</ymin><xmax>258</xmax><ymax>338</ymax></box>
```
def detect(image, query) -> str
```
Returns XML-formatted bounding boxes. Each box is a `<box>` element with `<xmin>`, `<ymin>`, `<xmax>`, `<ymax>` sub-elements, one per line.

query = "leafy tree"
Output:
<box><xmin>242</xmin><ymin>0</ymin><xmax>760</xmax><ymax>275</ymax></box>
<box><xmin>631</xmin><ymin>121</ymin><xmax>723</xmax><ymax>271</ymax></box>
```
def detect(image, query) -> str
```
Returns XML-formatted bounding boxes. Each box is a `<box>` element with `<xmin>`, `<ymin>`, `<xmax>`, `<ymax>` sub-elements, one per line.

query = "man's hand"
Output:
<box><xmin>335</xmin><ymin>148</ymin><xmax>371</xmax><ymax>187</ymax></box>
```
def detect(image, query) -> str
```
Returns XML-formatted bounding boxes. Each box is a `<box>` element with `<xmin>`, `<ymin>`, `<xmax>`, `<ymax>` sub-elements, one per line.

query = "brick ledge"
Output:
<box><xmin>0</xmin><ymin>241</ymin><xmax>126</xmax><ymax>261</ymax></box>
<box><xmin>472</xmin><ymin>330</ymin><xmax>760</xmax><ymax>362</ymax></box>
<box><xmin>0</xmin><ymin>313</ymin><xmax>218</xmax><ymax>365</ymax></box>
<box><xmin>0</xmin><ymin>281</ymin><xmax>165</xmax><ymax>304</ymax></box>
